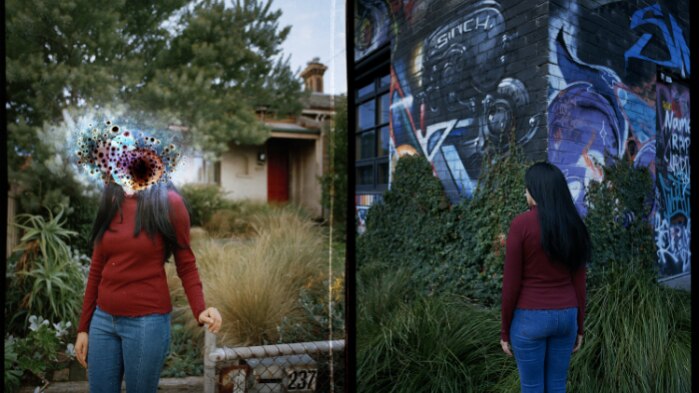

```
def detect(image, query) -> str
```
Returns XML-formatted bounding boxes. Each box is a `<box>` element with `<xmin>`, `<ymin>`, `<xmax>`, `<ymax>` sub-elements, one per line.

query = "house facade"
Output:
<box><xmin>353</xmin><ymin>0</ymin><xmax>691</xmax><ymax>287</ymax></box>
<box><xmin>176</xmin><ymin>59</ymin><xmax>337</xmax><ymax>219</ymax></box>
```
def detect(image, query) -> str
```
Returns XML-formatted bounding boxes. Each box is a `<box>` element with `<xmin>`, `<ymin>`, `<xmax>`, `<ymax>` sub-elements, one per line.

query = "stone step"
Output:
<box><xmin>18</xmin><ymin>376</ymin><xmax>204</xmax><ymax>393</ymax></box>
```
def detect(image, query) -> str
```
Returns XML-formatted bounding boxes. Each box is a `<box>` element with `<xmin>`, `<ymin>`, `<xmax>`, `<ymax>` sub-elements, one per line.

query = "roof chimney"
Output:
<box><xmin>300</xmin><ymin>57</ymin><xmax>327</xmax><ymax>93</ymax></box>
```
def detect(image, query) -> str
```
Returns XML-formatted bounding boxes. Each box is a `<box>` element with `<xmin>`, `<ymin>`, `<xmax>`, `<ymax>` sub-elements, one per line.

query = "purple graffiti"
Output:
<box><xmin>625</xmin><ymin>3</ymin><xmax>691</xmax><ymax>77</ymax></box>
<box><xmin>547</xmin><ymin>83</ymin><xmax>619</xmax><ymax>214</ymax></box>
<box><xmin>547</xmin><ymin>31</ymin><xmax>635</xmax><ymax>214</ymax></box>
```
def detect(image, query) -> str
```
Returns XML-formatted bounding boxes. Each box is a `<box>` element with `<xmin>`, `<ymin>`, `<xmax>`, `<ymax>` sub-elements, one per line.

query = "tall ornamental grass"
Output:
<box><xmin>166</xmin><ymin>207</ymin><xmax>328</xmax><ymax>347</ymax></box>
<box><xmin>204</xmin><ymin>200</ymin><xmax>274</xmax><ymax>239</ymax></box>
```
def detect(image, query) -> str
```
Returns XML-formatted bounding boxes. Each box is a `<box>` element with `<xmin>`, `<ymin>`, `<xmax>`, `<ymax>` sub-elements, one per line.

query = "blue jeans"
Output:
<box><xmin>510</xmin><ymin>308</ymin><xmax>578</xmax><ymax>393</ymax></box>
<box><xmin>87</xmin><ymin>306</ymin><xmax>171</xmax><ymax>393</ymax></box>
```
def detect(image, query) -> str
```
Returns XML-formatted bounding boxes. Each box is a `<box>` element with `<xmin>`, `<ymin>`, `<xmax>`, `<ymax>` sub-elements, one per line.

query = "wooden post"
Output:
<box><xmin>203</xmin><ymin>328</ymin><xmax>217</xmax><ymax>393</ymax></box>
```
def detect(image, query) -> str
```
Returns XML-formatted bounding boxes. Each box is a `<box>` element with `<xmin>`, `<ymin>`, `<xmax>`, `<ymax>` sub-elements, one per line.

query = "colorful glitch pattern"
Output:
<box><xmin>75</xmin><ymin>120</ymin><xmax>181</xmax><ymax>190</ymax></box>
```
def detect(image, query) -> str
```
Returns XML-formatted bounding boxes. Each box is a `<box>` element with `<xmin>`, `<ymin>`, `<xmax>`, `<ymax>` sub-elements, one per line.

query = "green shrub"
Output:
<box><xmin>443</xmin><ymin>146</ymin><xmax>529</xmax><ymax>305</ymax></box>
<box><xmin>179</xmin><ymin>184</ymin><xmax>233</xmax><ymax>227</ymax></box>
<box><xmin>4</xmin><ymin>316</ymin><xmax>75</xmax><ymax>392</ymax></box>
<box><xmin>358</xmin><ymin>134</ymin><xmax>530</xmax><ymax>305</ymax></box>
<box><xmin>64</xmin><ymin>192</ymin><xmax>100</xmax><ymax>257</ymax></box>
<box><xmin>160</xmin><ymin>323</ymin><xmax>204</xmax><ymax>378</ymax></box>
<box><xmin>204</xmin><ymin>209</ymin><xmax>248</xmax><ymax>238</ymax></box>
<box><xmin>281</xmin><ymin>241</ymin><xmax>346</xmax><ymax>344</ymax></box>
<box><xmin>6</xmin><ymin>208</ymin><xmax>85</xmax><ymax>334</ymax></box>
<box><xmin>4</xmin><ymin>339</ymin><xmax>22</xmax><ymax>392</ymax></box>
<box><xmin>583</xmin><ymin>156</ymin><xmax>656</xmax><ymax>286</ymax></box>
<box><xmin>356</xmin><ymin>154</ymin><xmax>451</xmax><ymax>295</ymax></box>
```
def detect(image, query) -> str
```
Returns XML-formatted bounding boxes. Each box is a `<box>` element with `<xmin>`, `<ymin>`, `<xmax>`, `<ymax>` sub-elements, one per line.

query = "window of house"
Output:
<box><xmin>355</xmin><ymin>71</ymin><xmax>390</xmax><ymax>192</ymax></box>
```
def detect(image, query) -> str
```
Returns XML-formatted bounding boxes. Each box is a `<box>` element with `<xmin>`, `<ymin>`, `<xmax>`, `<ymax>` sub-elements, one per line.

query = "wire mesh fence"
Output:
<box><xmin>203</xmin><ymin>329</ymin><xmax>345</xmax><ymax>393</ymax></box>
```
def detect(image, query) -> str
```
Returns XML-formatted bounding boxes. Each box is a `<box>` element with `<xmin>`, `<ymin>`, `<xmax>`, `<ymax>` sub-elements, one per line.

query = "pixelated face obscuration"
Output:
<box><xmin>76</xmin><ymin>120</ymin><xmax>181</xmax><ymax>190</ymax></box>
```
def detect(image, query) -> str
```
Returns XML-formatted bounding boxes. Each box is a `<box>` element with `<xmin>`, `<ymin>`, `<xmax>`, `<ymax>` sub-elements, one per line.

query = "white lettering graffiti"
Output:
<box><xmin>435</xmin><ymin>14</ymin><xmax>493</xmax><ymax>49</ymax></box>
<box><xmin>655</xmin><ymin>212</ymin><xmax>691</xmax><ymax>275</ymax></box>
<box><xmin>664</xmin><ymin>109</ymin><xmax>690</xmax><ymax>134</ymax></box>
<box><xmin>668</xmin><ymin>155</ymin><xmax>690</xmax><ymax>178</ymax></box>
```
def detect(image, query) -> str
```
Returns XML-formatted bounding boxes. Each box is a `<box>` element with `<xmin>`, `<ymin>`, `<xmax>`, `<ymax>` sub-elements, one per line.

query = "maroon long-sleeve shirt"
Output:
<box><xmin>77</xmin><ymin>190</ymin><xmax>206</xmax><ymax>333</ymax></box>
<box><xmin>500</xmin><ymin>206</ymin><xmax>586</xmax><ymax>342</ymax></box>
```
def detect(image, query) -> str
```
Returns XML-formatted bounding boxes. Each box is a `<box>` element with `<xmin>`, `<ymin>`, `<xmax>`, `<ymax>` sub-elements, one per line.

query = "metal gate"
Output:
<box><xmin>203</xmin><ymin>330</ymin><xmax>345</xmax><ymax>393</ymax></box>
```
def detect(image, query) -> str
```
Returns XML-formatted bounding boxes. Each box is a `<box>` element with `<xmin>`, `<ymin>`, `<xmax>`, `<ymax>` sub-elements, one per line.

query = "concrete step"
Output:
<box><xmin>19</xmin><ymin>376</ymin><xmax>204</xmax><ymax>393</ymax></box>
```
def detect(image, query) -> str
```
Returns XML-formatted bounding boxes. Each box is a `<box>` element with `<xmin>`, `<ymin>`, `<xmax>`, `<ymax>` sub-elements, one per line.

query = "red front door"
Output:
<box><xmin>267</xmin><ymin>139</ymin><xmax>289</xmax><ymax>202</ymax></box>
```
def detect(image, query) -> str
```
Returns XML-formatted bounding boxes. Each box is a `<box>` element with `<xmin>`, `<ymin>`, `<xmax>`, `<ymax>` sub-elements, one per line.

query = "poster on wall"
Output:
<box><xmin>654</xmin><ymin>73</ymin><xmax>690</xmax><ymax>280</ymax></box>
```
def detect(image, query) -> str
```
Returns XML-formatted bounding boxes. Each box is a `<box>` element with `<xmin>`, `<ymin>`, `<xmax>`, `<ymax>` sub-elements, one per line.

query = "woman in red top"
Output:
<box><xmin>500</xmin><ymin>162</ymin><xmax>591</xmax><ymax>393</ymax></box>
<box><xmin>73</xmin><ymin>179</ymin><xmax>222</xmax><ymax>393</ymax></box>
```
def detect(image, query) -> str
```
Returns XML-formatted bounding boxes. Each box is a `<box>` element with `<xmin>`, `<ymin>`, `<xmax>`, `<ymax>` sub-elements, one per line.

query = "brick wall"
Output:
<box><xmin>355</xmin><ymin>0</ymin><xmax>690</xmax><ymax>281</ymax></box>
<box><xmin>384</xmin><ymin>0</ymin><xmax>550</xmax><ymax>203</ymax></box>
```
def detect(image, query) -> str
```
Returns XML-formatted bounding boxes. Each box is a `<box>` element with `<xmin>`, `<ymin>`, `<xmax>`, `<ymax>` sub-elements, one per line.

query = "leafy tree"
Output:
<box><xmin>5</xmin><ymin>0</ymin><xmax>144</xmax><ymax>227</ymax></box>
<box><xmin>6</xmin><ymin>0</ymin><xmax>303</xmax><ymax>239</ymax></box>
<box><xmin>129</xmin><ymin>0</ymin><xmax>304</xmax><ymax>154</ymax></box>
<box><xmin>320</xmin><ymin>95</ymin><xmax>347</xmax><ymax>239</ymax></box>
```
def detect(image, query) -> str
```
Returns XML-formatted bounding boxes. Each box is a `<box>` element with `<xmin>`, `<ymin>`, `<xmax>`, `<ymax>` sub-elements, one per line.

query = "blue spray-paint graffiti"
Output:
<box><xmin>625</xmin><ymin>3</ymin><xmax>691</xmax><ymax>78</ymax></box>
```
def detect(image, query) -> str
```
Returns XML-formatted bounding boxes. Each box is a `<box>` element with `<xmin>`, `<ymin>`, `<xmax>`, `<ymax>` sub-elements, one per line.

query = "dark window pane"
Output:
<box><xmin>379</xmin><ymin>73</ymin><xmax>391</xmax><ymax>88</ymax></box>
<box><xmin>377</xmin><ymin>161</ymin><xmax>389</xmax><ymax>185</ymax></box>
<box><xmin>377</xmin><ymin>126</ymin><xmax>390</xmax><ymax>157</ymax></box>
<box><xmin>357</xmin><ymin>130</ymin><xmax>376</xmax><ymax>160</ymax></box>
<box><xmin>378</xmin><ymin>93</ymin><xmax>390</xmax><ymax>125</ymax></box>
<box><xmin>356</xmin><ymin>165</ymin><xmax>373</xmax><ymax>186</ymax></box>
<box><xmin>357</xmin><ymin>82</ymin><xmax>375</xmax><ymax>99</ymax></box>
<box><xmin>357</xmin><ymin>100</ymin><xmax>376</xmax><ymax>131</ymax></box>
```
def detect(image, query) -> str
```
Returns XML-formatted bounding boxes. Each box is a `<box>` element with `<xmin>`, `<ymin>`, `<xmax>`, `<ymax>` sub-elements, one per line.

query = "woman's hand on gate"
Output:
<box><xmin>500</xmin><ymin>339</ymin><xmax>513</xmax><ymax>357</ymax></box>
<box><xmin>198</xmin><ymin>307</ymin><xmax>222</xmax><ymax>333</ymax></box>
<box><xmin>75</xmin><ymin>332</ymin><xmax>89</xmax><ymax>368</ymax></box>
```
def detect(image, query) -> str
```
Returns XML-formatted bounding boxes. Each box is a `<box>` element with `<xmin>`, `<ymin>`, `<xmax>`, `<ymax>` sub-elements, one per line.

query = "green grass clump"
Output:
<box><xmin>567</xmin><ymin>264</ymin><xmax>691</xmax><ymax>392</ymax></box>
<box><xmin>357</xmin><ymin>266</ymin><xmax>515</xmax><ymax>393</ymax></box>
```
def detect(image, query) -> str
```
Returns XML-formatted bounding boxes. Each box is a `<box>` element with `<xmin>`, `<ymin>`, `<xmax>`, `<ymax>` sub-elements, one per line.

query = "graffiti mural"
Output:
<box><xmin>547</xmin><ymin>31</ymin><xmax>627</xmax><ymax>213</ymax></box>
<box><xmin>547</xmin><ymin>0</ymin><xmax>690</xmax><ymax>279</ymax></box>
<box><xmin>356</xmin><ymin>194</ymin><xmax>383</xmax><ymax>234</ymax></box>
<box><xmin>655</xmin><ymin>78</ymin><xmax>690</xmax><ymax>277</ymax></box>
<box><xmin>355</xmin><ymin>0</ymin><xmax>391</xmax><ymax>61</ymax></box>
<box><xmin>389</xmin><ymin>0</ymin><xmax>546</xmax><ymax>203</ymax></box>
<box><xmin>547</xmin><ymin>0</ymin><xmax>690</xmax><ymax>215</ymax></box>
<box><xmin>625</xmin><ymin>3</ymin><xmax>691</xmax><ymax>78</ymax></box>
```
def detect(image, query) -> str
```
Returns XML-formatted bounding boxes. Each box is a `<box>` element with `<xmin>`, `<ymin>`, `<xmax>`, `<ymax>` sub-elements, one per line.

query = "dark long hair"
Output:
<box><xmin>525</xmin><ymin>162</ymin><xmax>591</xmax><ymax>271</ymax></box>
<box><xmin>89</xmin><ymin>181</ymin><xmax>189</xmax><ymax>263</ymax></box>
